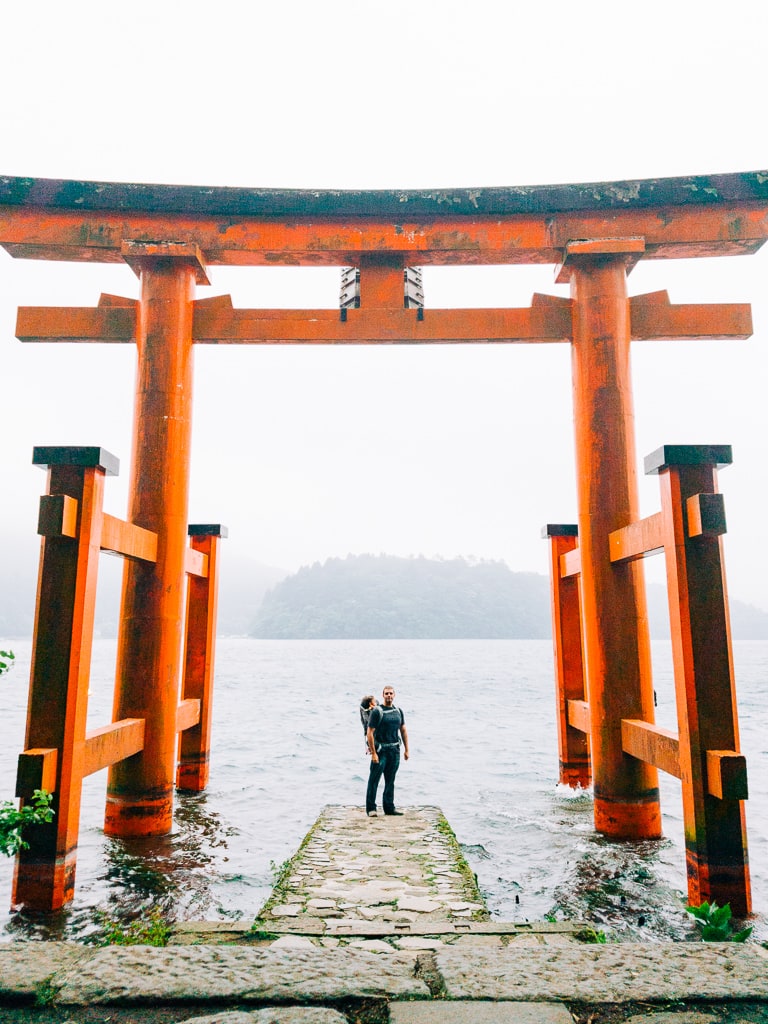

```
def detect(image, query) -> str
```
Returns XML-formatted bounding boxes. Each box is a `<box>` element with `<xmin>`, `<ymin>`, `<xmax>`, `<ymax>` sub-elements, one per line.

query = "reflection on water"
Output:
<box><xmin>0</xmin><ymin>638</ymin><xmax>765</xmax><ymax>943</ymax></box>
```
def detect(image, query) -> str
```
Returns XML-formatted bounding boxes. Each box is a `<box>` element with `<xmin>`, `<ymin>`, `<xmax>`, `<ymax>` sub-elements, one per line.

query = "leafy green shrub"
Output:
<box><xmin>0</xmin><ymin>790</ymin><xmax>54</xmax><ymax>856</ymax></box>
<box><xmin>575</xmin><ymin>926</ymin><xmax>608</xmax><ymax>944</ymax></box>
<box><xmin>0</xmin><ymin>650</ymin><xmax>14</xmax><ymax>676</ymax></box>
<box><xmin>686</xmin><ymin>900</ymin><xmax>752</xmax><ymax>942</ymax></box>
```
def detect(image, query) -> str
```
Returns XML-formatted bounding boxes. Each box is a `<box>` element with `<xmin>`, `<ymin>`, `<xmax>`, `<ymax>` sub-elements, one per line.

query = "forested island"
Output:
<box><xmin>249</xmin><ymin>552</ymin><xmax>768</xmax><ymax>640</ymax></box>
<box><xmin>250</xmin><ymin>554</ymin><xmax>550</xmax><ymax>639</ymax></box>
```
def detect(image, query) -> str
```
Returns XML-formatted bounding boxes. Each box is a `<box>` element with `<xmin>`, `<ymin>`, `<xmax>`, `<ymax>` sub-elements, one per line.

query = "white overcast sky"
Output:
<box><xmin>1</xmin><ymin>0</ymin><xmax>767</xmax><ymax>611</ymax></box>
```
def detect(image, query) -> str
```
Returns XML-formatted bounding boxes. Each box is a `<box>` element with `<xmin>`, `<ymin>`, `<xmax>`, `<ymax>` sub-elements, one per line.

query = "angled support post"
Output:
<box><xmin>646</xmin><ymin>445</ymin><xmax>751</xmax><ymax>915</ymax></box>
<box><xmin>176</xmin><ymin>524</ymin><xmax>227</xmax><ymax>791</ymax></box>
<box><xmin>13</xmin><ymin>446</ymin><xmax>118</xmax><ymax>911</ymax></box>
<box><xmin>105</xmin><ymin>243</ymin><xmax>206</xmax><ymax>836</ymax></box>
<box><xmin>542</xmin><ymin>524</ymin><xmax>590</xmax><ymax>788</ymax></box>
<box><xmin>562</xmin><ymin>239</ymin><xmax>661</xmax><ymax>839</ymax></box>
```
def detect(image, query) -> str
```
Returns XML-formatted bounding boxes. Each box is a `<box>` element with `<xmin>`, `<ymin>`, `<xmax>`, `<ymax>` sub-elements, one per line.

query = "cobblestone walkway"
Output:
<box><xmin>256</xmin><ymin>805</ymin><xmax>486</xmax><ymax>937</ymax></box>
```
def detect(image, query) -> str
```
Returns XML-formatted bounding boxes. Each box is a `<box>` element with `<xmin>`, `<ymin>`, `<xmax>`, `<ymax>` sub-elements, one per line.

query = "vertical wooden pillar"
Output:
<box><xmin>105</xmin><ymin>243</ymin><xmax>206</xmax><ymax>837</ymax></box>
<box><xmin>565</xmin><ymin>242</ymin><xmax>661</xmax><ymax>839</ymax></box>
<box><xmin>543</xmin><ymin>524</ymin><xmax>590</xmax><ymax>787</ymax></box>
<box><xmin>13</xmin><ymin>446</ymin><xmax>117</xmax><ymax>910</ymax></box>
<box><xmin>176</xmin><ymin>525</ymin><xmax>227</xmax><ymax>791</ymax></box>
<box><xmin>648</xmin><ymin>445</ymin><xmax>751</xmax><ymax>914</ymax></box>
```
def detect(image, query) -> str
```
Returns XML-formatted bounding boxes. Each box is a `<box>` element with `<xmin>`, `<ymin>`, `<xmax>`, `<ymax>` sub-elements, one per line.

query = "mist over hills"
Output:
<box><xmin>2</xmin><ymin>545</ymin><xmax>767</xmax><ymax>642</ymax></box>
<box><xmin>251</xmin><ymin>554</ymin><xmax>550</xmax><ymax>639</ymax></box>
<box><xmin>249</xmin><ymin>553</ymin><xmax>768</xmax><ymax>641</ymax></box>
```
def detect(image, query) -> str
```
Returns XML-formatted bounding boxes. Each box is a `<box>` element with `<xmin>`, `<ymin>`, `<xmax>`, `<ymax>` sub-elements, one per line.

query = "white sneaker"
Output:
<box><xmin>367</xmin><ymin>810</ymin><xmax>377</xmax><ymax>817</ymax></box>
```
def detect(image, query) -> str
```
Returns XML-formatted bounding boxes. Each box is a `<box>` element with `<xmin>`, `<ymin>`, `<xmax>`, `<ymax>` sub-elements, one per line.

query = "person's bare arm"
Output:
<box><xmin>401</xmin><ymin>724</ymin><xmax>409</xmax><ymax>760</ymax></box>
<box><xmin>367</xmin><ymin>726</ymin><xmax>378</xmax><ymax>762</ymax></box>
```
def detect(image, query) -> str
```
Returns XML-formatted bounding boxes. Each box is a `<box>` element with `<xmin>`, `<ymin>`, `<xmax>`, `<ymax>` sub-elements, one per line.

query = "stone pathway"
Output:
<box><xmin>173</xmin><ymin>805</ymin><xmax>610</xmax><ymax>952</ymax></box>
<box><xmin>257</xmin><ymin>804</ymin><xmax>487</xmax><ymax>935</ymax></box>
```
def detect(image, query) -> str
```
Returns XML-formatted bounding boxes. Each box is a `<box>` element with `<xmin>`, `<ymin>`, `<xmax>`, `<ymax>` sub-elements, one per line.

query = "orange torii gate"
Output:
<box><xmin>1</xmin><ymin>170</ymin><xmax>764</xmax><ymax>915</ymax></box>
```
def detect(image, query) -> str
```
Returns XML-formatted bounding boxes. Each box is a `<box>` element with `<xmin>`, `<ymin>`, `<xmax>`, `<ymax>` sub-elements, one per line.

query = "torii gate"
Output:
<box><xmin>1</xmin><ymin>170</ymin><xmax>764</xmax><ymax>916</ymax></box>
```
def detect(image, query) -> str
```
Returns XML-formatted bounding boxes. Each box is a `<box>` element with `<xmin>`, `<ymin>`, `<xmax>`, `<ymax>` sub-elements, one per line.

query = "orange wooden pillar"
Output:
<box><xmin>649</xmin><ymin>445</ymin><xmax>751</xmax><ymax>914</ymax></box>
<box><xmin>105</xmin><ymin>243</ymin><xmax>206</xmax><ymax>837</ymax></box>
<box><xmin>564</xmin><ymin>241</ymin><xmax>661</xmax><ymax>839</ymax></box>
<box><xmin>543</xmin><ymin>524</ymin><xmax>590</xmax><ymax>787</ymax></box>
<box><xmin>176</xmin><ymin>524</ymin><xmax>227</xmax><ymax>791</ymax></box>
<box><xmin>13</xmin><ymin>446</ymin><xmax>116</xmax><ymax>910</ymax></box>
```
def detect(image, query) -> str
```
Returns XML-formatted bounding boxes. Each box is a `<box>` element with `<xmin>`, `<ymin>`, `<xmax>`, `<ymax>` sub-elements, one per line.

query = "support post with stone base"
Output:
<box><xmin>11</xmin><ymin>445</ymin><xmax>226</xmax><ymax>911</ymax></box>
<box><xmin>542</xmin><ymin>524</ymin><xmax>590</xmax><ymax>789</ymax></box>
<box><xmin>563</xmin><ymin>241</ymin><xmax>662</xmax><ymax>840</ymax></box>
<box><xmin>12</xmin><ymin>448</ymin><xmax>115</xmax><ymax>911</ymax></box>
<box><xmin>614</xmin><ymin>445</ymin><xmax>751</xmax><ymax>915</ymax></box>
<box><xmin>105</xmin><ymin>243</ymin><xmax>206</xmax><ymax>837</ymax></box>
<box><xmin>177</xmin><ymin>524</ymin><xmax>227</xmax><ymax>792</ymax></box>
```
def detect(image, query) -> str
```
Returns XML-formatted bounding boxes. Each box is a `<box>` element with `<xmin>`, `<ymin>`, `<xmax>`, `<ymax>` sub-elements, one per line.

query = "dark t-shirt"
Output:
<box><xmin>368</xmin><ymin>704</ymin><xmax>404</xmax><ymax>746</ymax></box>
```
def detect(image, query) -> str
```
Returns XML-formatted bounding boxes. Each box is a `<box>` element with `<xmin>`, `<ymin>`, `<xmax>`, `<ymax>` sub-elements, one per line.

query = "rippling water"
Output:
<box><xmin>1</xmin><ymin>638</ymin><xmax>766</xmax><ymax>942</ymax></box>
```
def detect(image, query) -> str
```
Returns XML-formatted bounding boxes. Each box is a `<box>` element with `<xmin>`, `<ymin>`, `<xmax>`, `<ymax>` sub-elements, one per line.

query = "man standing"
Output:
<box><xmin>365</xmin><ymin>686</ymin><xmax>409</xmax><ymax>817</ymax></box>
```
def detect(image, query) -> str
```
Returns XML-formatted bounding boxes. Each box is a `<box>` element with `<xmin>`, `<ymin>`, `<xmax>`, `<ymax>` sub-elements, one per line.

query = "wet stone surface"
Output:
<box><xmin>434</xmin><ymin>943</ymin><xmax>768</xmax><ymax>1002</ymax></box>
<box><xmin>54</xmin><ymin>945</ymin><xmax>428</xmax><ymax>1004</ymax></box>
<box><xmin>255</xmin><ymin>805</ymin><xmax>487</xmax><ymax>935</ymax></box>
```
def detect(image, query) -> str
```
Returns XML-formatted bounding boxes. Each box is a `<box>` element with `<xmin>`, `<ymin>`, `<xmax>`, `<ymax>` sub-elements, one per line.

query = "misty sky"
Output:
<box><xmin>1</xmin><ymin>1</ymin><xmax>767</xmax><ymax>611</ymax></box>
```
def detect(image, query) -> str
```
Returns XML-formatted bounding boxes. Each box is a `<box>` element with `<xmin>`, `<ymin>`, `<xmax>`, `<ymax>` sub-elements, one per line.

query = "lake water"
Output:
<box><xmin>0</xmin><ymin>638</ymin><xmax>766</xmax><ymax>943</ymax></box>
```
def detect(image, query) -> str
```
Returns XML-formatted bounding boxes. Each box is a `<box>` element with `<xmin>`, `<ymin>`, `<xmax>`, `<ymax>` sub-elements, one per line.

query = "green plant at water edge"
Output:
<box><xmin>0</xmin><ymin>649</ymin><xmax>14</xmax><ymax>676</ymax></box>
<box><xmin>686</xmin><ymin>900</ymin><xmax>752</xmax><ymax>942</ymax></box>
<box><xmin>0</xmin><ymin>789</ymin><xmax>54</xmax><ymax>856</ymax></box>
<box><xmin>270</xmin><ymin>857</ymin><xmax>291</xmax><ymax>886</ymax></box>
<box><xmin>92</xmin><ymin>906</ymin><xmax>170</xmax><ymax>946</ymax></box>
<box><xmin>575</xmin><ymin>926</ymin><xmax>608</xmax><ymax>944</ymax></box>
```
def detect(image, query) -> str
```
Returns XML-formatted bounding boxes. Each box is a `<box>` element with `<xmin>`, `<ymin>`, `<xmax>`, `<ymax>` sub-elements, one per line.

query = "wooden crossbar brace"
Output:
<box><xmin>15</xmin><ymin>289</ymin><xmax>751</xmax><ymax>346</ymax></box>
<box><xmin>13</xmin><ymin>447</ymin><xmax>226</xmax><ymax>912</ymax></box>
<box><xmin>545</xmin><ymin>444</ymin><xmax>751</xmax><ymax>915</ymax></box>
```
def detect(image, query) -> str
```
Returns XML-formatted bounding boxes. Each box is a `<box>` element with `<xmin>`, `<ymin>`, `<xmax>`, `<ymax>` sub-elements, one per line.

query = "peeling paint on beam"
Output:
<box><xmin>2</xmin><ymin>170</ymin><xmax>768</xmax><ymax>219</ymax></box>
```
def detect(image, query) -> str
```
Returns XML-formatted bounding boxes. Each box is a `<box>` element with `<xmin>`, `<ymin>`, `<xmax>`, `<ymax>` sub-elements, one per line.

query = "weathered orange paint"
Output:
<box><xmin>15</xmin><ymin>748</ymin><xmax>58</xmax><ymax>799</ymax></box>
<box><xmin>569</xmin><ymin>253</ymin><xmax>661</xmax><ymax>840</ymax></box>
<box><xmin>358</xmin><ymin>256</ymin><xmax>405</xmax><ymax>308</ymax></box>
<box><xmin>628</xmin><ymin>291</ymin><xmax>752</xmax><ymax>342</ymax></box>
<box><xmin>609</xmin><ymin>512</ymin><xmax>665</xmax><ymax>563</ymax></box>
<box><xmin>544</xmin><ymin>527</ymin><xmax>590</xmax><ymax>788</ymax></box>
<box><xmin>17</xmin><ymin>292</ymin><xmax>750</xmax><ymax>347</ymax></box>
<box><xmin>706</xmin><ymin>750</ymin><xmax>748</xmax><ymax>802</ymax></box>
<box><xmin>567</xmin><ymin>699</ymin><xmax>591</xmax><ymax>734</ymax></box>
<box><xmin>177</xmin><ymin>529</ymin><xmax>224</xmax><ymax>792</ymax></box>
<box><xmin>105</xmin><ymin>254</ymin><xmax>197</xmax><ymax>837</ymax></box>
<box><xmin>2</xmin><ymin>201</ymin><xmax>768</xmax><ymax>266</ymax></box>
<box><xmin>652</xmin><ymin>451</ymin><xmax>751</xmax><ymax>915</ymax></box>
<box><xmin>13</xmin><ymin>456</ymin><xmax>107</xmax><ymax>910</ymax></box>
<box><xmin>83</xmin><ymin>719</ymin><xmax>145</xmax><ymax>777</ymax></box>
<box><xmin>621</xmin><ymin>720</ymin><xmax>681</xmax><ymax>779</ymax></box>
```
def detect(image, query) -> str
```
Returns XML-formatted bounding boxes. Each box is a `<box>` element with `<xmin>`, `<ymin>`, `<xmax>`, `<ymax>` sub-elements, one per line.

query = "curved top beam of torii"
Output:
<box><xmin>1</xmin><ymin>169</ymin><xmax>768</xmax><ymax>268</ymax></box>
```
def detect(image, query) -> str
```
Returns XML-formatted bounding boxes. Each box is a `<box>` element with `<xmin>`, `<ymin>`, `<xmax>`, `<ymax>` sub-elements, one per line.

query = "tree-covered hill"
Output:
<box><xmin>249</xmin><ymin>553</ymin><xmax>768</xmax><ymax>641</ymax></box>
<box><xmin>249</xmin><ymin>554</ymin><xmax>551</xmax><ymax>639</ymax></box>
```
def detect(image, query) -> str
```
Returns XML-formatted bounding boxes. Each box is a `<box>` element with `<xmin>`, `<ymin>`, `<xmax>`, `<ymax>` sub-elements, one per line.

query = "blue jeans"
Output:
<box><xmin>366</xmin><ymin>745</ymin><xmax>400</xmax><ymax>814</ymax></box>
